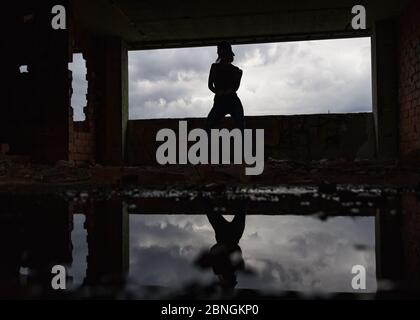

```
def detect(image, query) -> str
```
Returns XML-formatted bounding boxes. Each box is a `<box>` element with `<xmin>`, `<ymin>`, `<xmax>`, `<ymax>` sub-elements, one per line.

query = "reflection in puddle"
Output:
<box><xmin>0</xmin><ymin>189</ymin><xmax>419</xmax><ymax>299</ymax></box>
<box><xmin>69</xmin><ymin>214</ymin><xmax>87</xmax><ymax>289</ymax></box>
<box><xmin>128</xmin><ymin>215</ymin><xmax>376</xmax><ymax>294</ymax></box>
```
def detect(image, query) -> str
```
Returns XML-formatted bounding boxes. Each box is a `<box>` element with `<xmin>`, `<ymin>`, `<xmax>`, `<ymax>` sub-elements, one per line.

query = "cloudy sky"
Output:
<box><xmin>128</xmin><ymin>37</ymin><xmax>372</xmax><ymax>120</ymax></box>
<box><xmin>69</xmin><ymin>37</ymin><xmax>372</xmax><ymax>121</ymax></box>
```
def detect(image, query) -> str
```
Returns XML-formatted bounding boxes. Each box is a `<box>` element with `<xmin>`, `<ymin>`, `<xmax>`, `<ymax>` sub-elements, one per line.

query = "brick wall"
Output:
<box><xmin>68</xmin><ymin>46</ymin><xmax>96</xmax><ymax>164</ymax></box>
<box><xmin>127</xmin><ymin>113</ymin><xmax>376</xmax><ymax>165</ymax></box>
<box><xmin>399</xmin><ymin>0</ymin><xmax>420</xmax><ymax>156</ymax></box>
<box><xmin>69</xmin><ymin>120</ymin><xmax>95</xmax><ymax>164</ymax></box>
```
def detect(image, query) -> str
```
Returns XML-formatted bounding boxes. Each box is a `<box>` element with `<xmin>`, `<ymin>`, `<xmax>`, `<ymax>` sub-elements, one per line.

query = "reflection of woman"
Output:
<box><xmin>196</xmin><ymin>213</ymin><xmax>246</xmax><ymax>289</ymax></box>
<box><xmin>206</xmin><ymin>41</ymin><xmax>245</xmax><ymax>132</ymax></box>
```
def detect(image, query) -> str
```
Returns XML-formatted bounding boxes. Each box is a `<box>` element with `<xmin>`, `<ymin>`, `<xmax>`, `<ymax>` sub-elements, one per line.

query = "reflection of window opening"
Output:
<box><xmin>70</xmin><ymin>213</ymin><xmax>88</xmax><ymax>289</ymax></box>
<box><xmin>19</xmin><ymin>266</ymin><xmax>29</xmax><ymax>285</ymax></box>
<box><xmin>19</xmin><ymin>65</ymin><xmax>28</xmax><ymax>73</ymax></box>
<box><xmin>68</xmin><ymin>54</ymin><xmax>88</xmax><ymax>122</ymax></box>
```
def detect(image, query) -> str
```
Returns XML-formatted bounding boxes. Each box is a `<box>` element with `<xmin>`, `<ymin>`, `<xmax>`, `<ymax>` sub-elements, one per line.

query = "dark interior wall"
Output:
<box><xmin>401</xmin><ymin>194</ymin><xmax>420</xmax><ymax>291</ymax></box>
<box><xmin>0</xmin><ymin>4</ymin><xmax>29</xmax><ymax>150</ymax></box>
<box><xmin>126</xmin><ymin>113</ymin><xmax>375</xmax><ymax>165</ymax></box>
<box><xmin>1</xmin><ymin>1</ymin><xmax>71</xmax><ymax>162</ymax></box>
<box><xmin>1</xmin><ymin>1</ymin><xmax>100</xmax><ymax>164</ymax></box>
<box><xmin>0</xmin><ymin>1</ymin><xmax>99</xmax><ymax>164</ymax></box>
<box><xmin>85</xmin><ymin>201</ymin><xmax>129</xmax><ymax>285</ymax></box>
<box><xmin>398</xmin><ymin>0</ymin><xmax>420</xmax><ymax>157</ymax></box>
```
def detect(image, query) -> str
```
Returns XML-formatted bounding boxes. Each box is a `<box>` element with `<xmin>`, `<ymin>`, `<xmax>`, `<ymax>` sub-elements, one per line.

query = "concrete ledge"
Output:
<box><xmin>127</xmin><ymin>113</ymin><xmax>376</xmax><ymax>165</ymax></box>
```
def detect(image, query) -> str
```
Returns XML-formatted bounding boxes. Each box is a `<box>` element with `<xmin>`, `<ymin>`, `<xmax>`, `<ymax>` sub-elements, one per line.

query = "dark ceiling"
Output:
<box><xmin>72</xmin><ymin>0</ymin><xmax>410</xmax><ymax>49</ymax></box>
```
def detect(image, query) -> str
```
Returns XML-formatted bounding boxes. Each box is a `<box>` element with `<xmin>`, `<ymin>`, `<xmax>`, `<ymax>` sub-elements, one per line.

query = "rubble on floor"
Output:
<box><xmin>1</xmin><ymin>156</ymin><xmax>420</xmax><ymax>195</ymax></box>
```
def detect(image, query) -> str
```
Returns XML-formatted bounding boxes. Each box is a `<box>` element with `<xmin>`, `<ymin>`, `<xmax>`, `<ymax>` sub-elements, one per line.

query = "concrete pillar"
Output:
<box><xmin>400</xmin><ymin>194</ymin><xmax>420</xmax><ymax>291</ymax></box>
<box><xmin>375</xmin><ymin>198</ymin><xmax>403</xmax><ymax>283</ymax></box>
<box><xmin>85</xmin><ymin>200</ymin><xmax>129</xmax><ymax>285</ymax></box>
<box><xmin>371</xmin><ymin>19</ymin><xmax>399</xmax><ymax>159</ymax></box>
<box><xmin>94</xmin><ymin>37</ymin><xmax>128</xmax><ymax>165</ymax></box>
<box><xmin>23</xmin><ymin>198</ymin><xmax>72</xmax><ymax>289</ymax></box>
<box><xmin>33</xmin><ymin>38</ymin><xmax>71</xmax><ymax>162</ymax></box>
<box><xmin>2</xmin><ymin>1</ymin><xmax>71</xmax><ymax>162</ymax></box>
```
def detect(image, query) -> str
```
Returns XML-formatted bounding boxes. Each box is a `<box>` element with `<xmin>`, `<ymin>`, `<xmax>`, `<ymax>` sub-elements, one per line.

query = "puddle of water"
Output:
<box><xmin>0</xmin><ymin>189</ymin><xmax>419</xmax><ymax>299</ymax></box>
<box><xmin>127</xmin><ymin>215</ymin><xmax>377</xmax><ymax>295</ymax></box>
<box><xmin>69</xmin><ymin>213</ymin><xmax>88</xmax><ymax>289</ymax></box>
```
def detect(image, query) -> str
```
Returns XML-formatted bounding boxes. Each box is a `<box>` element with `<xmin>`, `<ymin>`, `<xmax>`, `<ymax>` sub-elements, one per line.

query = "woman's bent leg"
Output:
<box><xmin>229</xmin><ymin>98</ymin><xmax>246</xmax><ymax>167</ymax></box>
<box><xmin>229</xmin><ymin>98</ymin><xmax>245</xmax><ymax>131</ymax></box>
<box><xmin>205</xmin><ymin>101</ymin><xmax>228</xmax><ymax>132</ymax></box>
<box><xmin>205</xmin><ymin>100</ymin><xmax>228</xmax><ymax>163</ymax></box>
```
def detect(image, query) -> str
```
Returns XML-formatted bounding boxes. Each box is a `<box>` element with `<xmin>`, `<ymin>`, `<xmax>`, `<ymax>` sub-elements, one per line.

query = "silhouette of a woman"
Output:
<box><xmin>206</xmin><ymin>41</ymin><xmax>245</xmax><ymax>132</ymax></box>
<box><xmin>195</xmin><ymin>213</ymin><xmax>246</xmax><ymax>289</ymax></box>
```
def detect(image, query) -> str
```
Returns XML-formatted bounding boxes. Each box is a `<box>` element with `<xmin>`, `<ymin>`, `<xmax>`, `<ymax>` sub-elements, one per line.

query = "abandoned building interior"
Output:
<box><xmin>0</xmin><ymin>0</ymin><xmax>419</xmax><ymax>173</ymax></box>
<box><xmin>0</xmin><ymin>0</ymin><xmax>420</xmax><ymax>299</ymax></box>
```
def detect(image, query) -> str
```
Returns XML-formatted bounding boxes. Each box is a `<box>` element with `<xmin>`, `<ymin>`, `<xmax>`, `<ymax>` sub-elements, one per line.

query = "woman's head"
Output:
<box><xmin>216</xmin><ymin>41</ymin><xmax>235</xmax><ymax>63</ymax></box>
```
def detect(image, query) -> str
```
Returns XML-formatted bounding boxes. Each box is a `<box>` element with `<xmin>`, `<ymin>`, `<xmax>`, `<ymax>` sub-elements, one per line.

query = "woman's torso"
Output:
<box><xmin>212</xmin><ymin>63</ymin><xmax>241</xmax><ymax>92</ymax></box>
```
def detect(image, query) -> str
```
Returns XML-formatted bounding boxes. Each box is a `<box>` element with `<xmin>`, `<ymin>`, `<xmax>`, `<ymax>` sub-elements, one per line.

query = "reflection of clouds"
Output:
<box><xmin>129</xmin><ymin>245</ymin><xmax>214</xmax><ymax>287</ymax></box>
<box><xmin>70</xmin><ymin>214</ymin><xmax>88</xmax><ymax>288</ymax></box>
<box><xmin>130</xmin><ymin>215</ymin><xmax>212</xmax><ymax>248</ymax></box>
<box><xmin>128</xmin><ymin>37</ymin><xmax>372</xmax><ymax>119</ymax></box>
<box><xmin>128</xmin><ymin>215</ymin><xmax>215</xmax><ymax>287</ymax></box>
<box><xmin>128</xmin><ymin>215</ymin><xmax>377</xmax><ymax>293</ymax></box>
